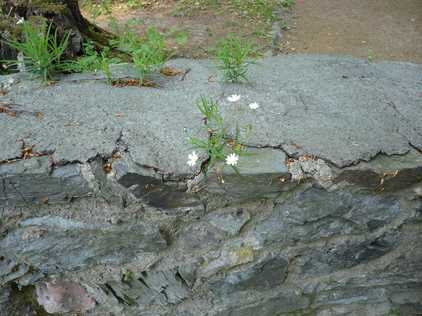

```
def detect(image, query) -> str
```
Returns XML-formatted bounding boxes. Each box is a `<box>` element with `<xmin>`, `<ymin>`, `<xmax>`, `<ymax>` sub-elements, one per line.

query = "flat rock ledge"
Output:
<box><xmin>1</xmin><ymin>55</ymin><xmax>422</xmax><ymax>316</ymax></box>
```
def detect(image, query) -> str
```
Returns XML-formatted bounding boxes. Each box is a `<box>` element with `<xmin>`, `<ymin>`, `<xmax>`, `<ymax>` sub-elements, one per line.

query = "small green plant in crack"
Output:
<box><xmin>61</xmin><ymin>42</ymin><xmax>118</xmax><ymax>84</ymax></box>
<box><xmin>109</xmin><ymin>22</ymin><xmax>167</xmax><ymax>86</ymax></box>
<box><xmin>5</xmin><ymin>20</ymin><xmax>70</xmax><ymax>82</ymax></box>
<box><xmin>121</xmin><ymin>268</ymin><xmax>135</xmax><ymax>283</ymax></box>
<box><xmin>99</xmin><ymin>48</ymin><xmax>115</xmax><ymax>84</ymax></box>
<box><xmin>188</xmin><ymin>96</ymin><xmax>251</xmax><ymax>176</ymax></box>
<box><xmin>367</xmin><ymin>49</ymin><xmax>375</xmax><ymax>63</ymax></box>
<box><xmin>216</xmin><ymin>35</ymin><xmax>258</xmax><ymax>83</ymax></box>
<box><xmin>132</xmin><ymin>27</ymin><xmax>167</xmax><ymax>85</ymax></box>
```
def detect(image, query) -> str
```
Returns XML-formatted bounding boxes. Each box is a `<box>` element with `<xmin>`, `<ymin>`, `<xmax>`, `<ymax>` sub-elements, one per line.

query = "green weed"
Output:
<box><xmin>126</xmin><ymin>0</ymin><xmax>144</xmax><ymax>9</ymax></box>
<box><xmin>230</xmin><ymin>0</ymin><xmax>279</xmax><ymax>22</ymax></box>
<box><xmin>61</xmin><ymin>41</ymin><xmax>100</xmax><ymax>72</ymax></box>
<box><xmin>189</xmin><ymin>97</ymin><xmax>249</xmax><ymax>173</ymax></box>
<box><xmin>367</xmin><ymin>49</ymin><xmax>375</xmax><ymax>63</ymax></box>
<box><xmin>108</xmin><ymin>17</ymin><xmax>144</xmax><ymax>53</ymax></box>
<box><xmin>131</xmin><ymin>27</ymin><xmax>167</xmax><ymax>84</ymax></box>
<box><xmin>216</xmin><ymin>35</ymin><xmax>257</xmax><ymax>82</ymax></box>
<box><xmin>121</xmin><ymin>268</ymin><xmax>135</xmax><ymax>283</ymax></box>
<box><xmin>5</xmin><ymin>21</ymin><xmax>69</xmax><ymax>82</ymax></box>
<box><xmin>61</xmin><ymin>42</ymin><xmax>119</xmax><ymax>84</ymax></box>
<box><xmin>173</xmin><ymin>0</ymin><xmax>282</xmax><ymax>22</ymax></box>
<box><xmin>173</xmin><ymin>0</ymin><xmax>220</xmax><ymax>16</ymax></box>
<box><xmin>82</xmin><ymin>0</ymin><xmax>113</xmax><ymax>20</ymax></box>
<box><xmin>108</xmin><ymin>20</ymin><xmax>167</xmax><ymax>85</ymax></box>
<box><xmin>166</xmin><ymin>29</ymin><xmax>189</xmax><ymax>46</ymax></box>
<box><xmin>99</xmin><ymin>49</ymin><xmax>114</xmax><ymax>84</ymax></box>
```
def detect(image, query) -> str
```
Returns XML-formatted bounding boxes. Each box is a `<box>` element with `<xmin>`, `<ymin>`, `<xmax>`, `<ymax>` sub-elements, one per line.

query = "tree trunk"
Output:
<box><xmin>1</xmin><ymin>0</ymin><xmax>114</xmax><ymax>57</ymax></box>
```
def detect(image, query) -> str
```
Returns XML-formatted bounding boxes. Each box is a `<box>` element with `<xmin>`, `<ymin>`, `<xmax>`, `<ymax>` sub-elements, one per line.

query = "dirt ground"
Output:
<box><xmin>88</xmin><ymin>1</ymin><xmax>275</xmax><ymax>58</ymax></box>
<box><xmin>286</xmin><ymin>0</ymin><xmax>422</xmax><ymax>63</ymax></box>
<box><xmin>85</xmin><ymin>0</ymin><xmax>422</xmax><ymax>63</ymax></box>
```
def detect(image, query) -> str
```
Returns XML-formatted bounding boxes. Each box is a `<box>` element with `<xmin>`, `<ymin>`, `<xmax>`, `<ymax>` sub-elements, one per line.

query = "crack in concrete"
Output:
<box><xmin>408</xmin><ymin>142</ymin><xmax>422</xmax><ymax>155</ymax></box>
<box><xmin>243</xmin><ymin>143</ymin><xmax>294</xmax><ymax>159</ymax></box>
<box><xmin>384</xmin><ymin>99</ymin><xmax>422</xmax><ymax>148</ymax></box>
<box><xmin>1</xmin><ymin>178</ymin><xmax>7</xmax><ymax>200</ymax></box>
<box><xmin>0</xmin><ymin>143</ymin><xmax>54</xmax><ymax>165</ymax></box>
<box><xmin>0</xmin><ymin>102</ymin><xmax>43</xmax><ymax>118</ymax></box>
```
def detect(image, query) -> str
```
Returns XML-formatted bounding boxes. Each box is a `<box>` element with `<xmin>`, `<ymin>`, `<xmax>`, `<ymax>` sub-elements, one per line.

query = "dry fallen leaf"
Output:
<box><xmin>286</xmin><ymin>158</ymin><xmax>296</xmax><ymax>167</ymax></box>
<box><xmin>140</xmin><ymin>79</ymin><xmax>157</xmax><ymax>87</ymax></box>
<box><xmin>160</xmin><ymin>66</ymin><xmax>183</xmax><ymax>76</ymax></box>
<box><xmin>103</xmin><ymin>163</ymin><xmax>113</xmax><ymax>173</ymax></box>
<box><xmin>383</xmin><ymin>170</ymin><xmax>399</xmax><ymax>178</ymax></box>
<box><xmin>0</xmin><ymin>104</ymin><xmax>17</xmax><ymax>117</ymax></box>
<box><xmin>112</xmin><ymin>151</ymin><xmax>121</xmax><ymax>160</ymax></box>
<box><xmin>22</xmin><ymin>146</ymin><xmax>34</xmax><ymax>159</ymax></box>
<box><xmin>112</xmin><ymin>78</ymin><xmax>157</xmax><ymax>88</ymax></box>
<box><xmin>300</xmin><ymin>154</ymin><xmax>317</xmax><ymax>161</ymax></box>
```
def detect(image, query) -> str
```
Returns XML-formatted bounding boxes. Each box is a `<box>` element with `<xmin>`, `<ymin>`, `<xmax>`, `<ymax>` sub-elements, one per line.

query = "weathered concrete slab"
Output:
<box><xmin>220</xmin><ymin>55</ymin><xmax>422</xmax><ymax>167</ymax></box>
<box><xmin>1</xmin><ymin>55</ymin><xmax>421</xmax><ymax>173</ymax></box>
<box><xmin>1</xmin><ymin>55</ymin><xmax>421</xmax><ymax>207</ymax></box>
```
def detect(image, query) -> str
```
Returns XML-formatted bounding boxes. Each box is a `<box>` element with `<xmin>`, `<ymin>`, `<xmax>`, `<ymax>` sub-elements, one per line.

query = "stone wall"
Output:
<box><xmin>1</xmin><ymin>55</ymin><xmax>421</xmax><ymax>315</ymax></box>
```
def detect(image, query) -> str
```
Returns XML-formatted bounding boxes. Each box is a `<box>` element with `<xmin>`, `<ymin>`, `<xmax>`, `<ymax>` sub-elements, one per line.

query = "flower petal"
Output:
<box><xmin>249</xmin><ymin>102</ymin><xmax>260</xmax><ymax>110</ymax></box>
<box><xmin>227</xmin><ymin>94</ymin><xmax>241</xmax><ymax>102</ymax></box>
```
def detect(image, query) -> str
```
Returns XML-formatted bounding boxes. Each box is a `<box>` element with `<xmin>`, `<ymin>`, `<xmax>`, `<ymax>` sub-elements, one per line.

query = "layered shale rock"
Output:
<box><xmin>0</xmin><ymin>55</ymin><xmax>421</xmax><ymax>315</ymax></box>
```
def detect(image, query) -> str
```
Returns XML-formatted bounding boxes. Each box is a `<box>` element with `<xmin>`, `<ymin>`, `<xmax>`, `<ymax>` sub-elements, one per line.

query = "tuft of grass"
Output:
<box><xmin>99</xmin><ymin>48</ymin><xmax>114</xmax><ymax>84</ymax></box>
<box><xmin>172</xmin><ymin>0</ymin><xmax>220</xmax><ymax>16</ymax></box>
<box><xmin>367</xmin><ymin>49</ymin><xmax>375</xmax><ymax>63</ymax></box>
<box><xmin>216</xmin><ymin>35</ymin><xmax>257</xmax><ymax>82</ymax></box>
<box><xmin>230</xmin><ymin>0</ymin><xmax>280</xmax><ymax>22</ymax></box>
<box><xmin>108</xmin><ymin>20</ymin><xmax>167</xmax><ymax>85</ymax></box>
<box><xmin>189</xmin><ymin>96</ymin><xmax>249</xmax><ymax>173</ymax></box>
<box><xmin>165</xmin><ymin>29</ymin><xmax>190</xmax><ymax>47</ymax></box>
<box><xmin>82</xmin><ymin>0</ymin><xmax>113</xmax><ymax>20</ymax></box>
<box><xmin>126</xmin><ymin>0</ymin><xmax>145</xmax><ymax>9</ymax></box>
<box><xmin>61</xmin><ymin>42</ymin><xmax>119</xmax><ymax>84</ymax></box>
<box><xmin>131</xmin><ymin>27</ymin><xmax>167</xmax><ymax>84</ymax></box>
<box><xmin>5</xmin><ymin>21</ymin><xmax>69</xmax><ymax>82</ymax></box>
<box><xmin>190</xmin><ymin>97</ymin><xmax>227</xmax><ymax>171</ymax></box>
<box><xmin>62</xmin><ymin>41</ymin><xmax>101</xmax><ymax>72</ymax></box>
<box><xmin>108</xmin><ymin>17</ymin><xmax>144</xmax><ymax>53</ymax></box>
<box><xmin>173</xmin><ymin>0</ymin><xmax>283</xmax><ymax>22</ymax></box>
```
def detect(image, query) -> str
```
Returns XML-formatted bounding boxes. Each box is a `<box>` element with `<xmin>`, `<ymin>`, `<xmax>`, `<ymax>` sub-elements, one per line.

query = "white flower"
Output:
<box><xmin>227</xmin><ymin>94</ymin><xmax>241</xmax><ymax>102</ymax></box>
<box><xmin>187</xmin><ymin>151</ymin><xmax>199</xmax><ymax>167</ymax></box>
<box><xmin>16</xmin><ymin>17</ymin><xmax>25</xmax><ymax>25</ymax></box>
<box><xmin>248</xmin><ymin>102</ymin><xmax>260</xmax><ymax>110</ymax></box>
<box><xmin>225</xmin><ymin>153</ymin><xmax>239</xmax><ymax>166</ymax></box>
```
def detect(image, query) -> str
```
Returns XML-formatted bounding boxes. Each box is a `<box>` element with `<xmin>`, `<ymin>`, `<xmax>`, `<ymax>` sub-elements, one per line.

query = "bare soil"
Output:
<box><xmin>86</xmin><ymin>1</ymin><xmax>274</xmax><ymax>58</ymax></box>
<box><xmin>284</xmin><ymin>0</ymin><xmax>422</xmax><ymax>63</ymax></box>
<box><xmin>84</xmin><ymin>0</ymin><xmax>422</xmax><ymax>63</ymax></box>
